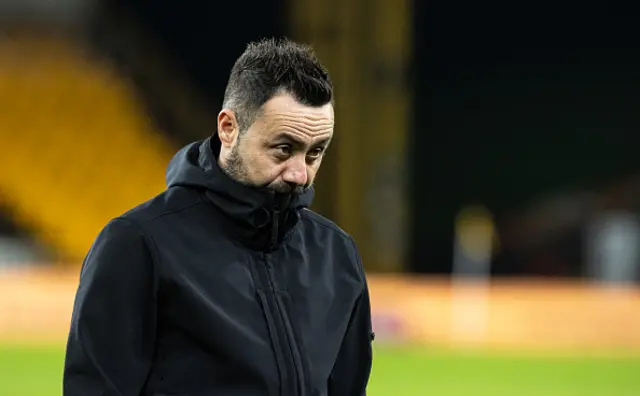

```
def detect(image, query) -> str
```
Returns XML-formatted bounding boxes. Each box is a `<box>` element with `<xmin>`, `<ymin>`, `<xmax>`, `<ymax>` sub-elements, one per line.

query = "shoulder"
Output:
<box><xmin>81</xmin><ymin>216</ymin><xmax>154</xmax><ymax>279</ymax></box>
<box><xmin>89</xmin><ymin>187</ymin><xmax>205</xmax><ymax>255</ymax></box>
<box><xmin>118</xmin><ymin>186</ymin><xmax>205</xmax><ymax>227</ymax></box>
<box><xmin>298</xmin><ymin>208</ymin><xmax>365</xmax><ymax>278</ymax></box>
<box><xmin>299</xmin><ymin>208</ymin><xmax>351</xmax><ymax>241</ymax></box>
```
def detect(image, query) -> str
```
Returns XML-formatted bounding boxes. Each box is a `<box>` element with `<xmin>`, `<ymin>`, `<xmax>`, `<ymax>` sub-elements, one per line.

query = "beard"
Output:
<box><xmin>223</xmin><ymin>143</ymin><xmax>250</xmax><ymax>184</ymax></box>
<box><xmin>224</xmin><ymin>143</ymin><xmax>307</xmax><ymax>195</ymax></box>
<box><xmin>267</xmin><ymin>180</ymin><xmax>306</xmax><ymax>194</ymax></box>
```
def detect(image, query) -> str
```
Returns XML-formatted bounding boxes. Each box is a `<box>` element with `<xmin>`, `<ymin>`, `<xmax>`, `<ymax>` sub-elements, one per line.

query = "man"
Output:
<box><xmin>63</xmin><ymin>38</ymin><xmax>374</xmax><ymax>396</ymax></box>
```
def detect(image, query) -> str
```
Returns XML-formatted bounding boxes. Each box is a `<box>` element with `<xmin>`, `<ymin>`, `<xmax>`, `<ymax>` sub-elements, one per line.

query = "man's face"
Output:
<box><xmin>218</xmin><ymin>93</ymin><xmax>334</xmax><ymax>194</ymax></box>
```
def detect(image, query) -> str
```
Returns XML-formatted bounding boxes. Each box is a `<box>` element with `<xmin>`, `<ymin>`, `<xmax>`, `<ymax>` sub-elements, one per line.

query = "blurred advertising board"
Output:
<box><xmin>368</xmin><ymin>275</ymin><xmax>640</xmax><ymax>352</ymax></box>
<box><xmin>2</xmin><ymin>268</ymin><xmax>640</xmax><ymax>352</ymax></box>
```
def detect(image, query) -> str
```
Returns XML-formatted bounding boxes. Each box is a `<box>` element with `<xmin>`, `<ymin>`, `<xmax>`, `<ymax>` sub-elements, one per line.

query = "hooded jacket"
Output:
<box><xmin>63</xmin><ymin>137</ymin><xmax>373</xmax><ymax>396</ymax></box>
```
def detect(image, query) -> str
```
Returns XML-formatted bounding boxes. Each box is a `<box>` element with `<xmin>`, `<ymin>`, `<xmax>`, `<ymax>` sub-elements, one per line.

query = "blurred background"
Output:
<box><xmin>1</xmin><ymin>0</ymin><xmax>640</xmax><ymax>394</ymax></box>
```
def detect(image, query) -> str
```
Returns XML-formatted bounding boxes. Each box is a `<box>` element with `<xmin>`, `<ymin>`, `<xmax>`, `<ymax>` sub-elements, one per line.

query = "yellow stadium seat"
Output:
<box><xmin>0</xmin><ymin>35</ymin><xmax>175</xmax><ymax>264</ymax></box>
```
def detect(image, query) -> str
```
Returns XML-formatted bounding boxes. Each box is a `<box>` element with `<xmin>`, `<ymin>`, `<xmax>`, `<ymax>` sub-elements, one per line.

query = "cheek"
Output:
<box><xmin>249</xmin><ymin>154</ymin><xmax>281</xmax><ymax>179</ymax></box>
<box><xmin>306</xmin><ymin>162</ymin><xmax>322</xmax><ymax>180</ymax></box>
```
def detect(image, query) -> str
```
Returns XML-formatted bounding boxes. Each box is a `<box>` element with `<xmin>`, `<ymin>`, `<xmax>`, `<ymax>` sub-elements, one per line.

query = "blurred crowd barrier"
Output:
<box><xmin>2</xmin><ymin>267</ymin><xmax>640</xmax><ymax>352</ymax></box>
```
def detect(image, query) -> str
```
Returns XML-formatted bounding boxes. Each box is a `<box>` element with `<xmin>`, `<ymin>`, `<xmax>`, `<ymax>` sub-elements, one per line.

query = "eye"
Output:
<box><xmin>307</xmin><ymin>147</ymin><xmax>325</xmax><ymax>159</ymax></box>
<box><xmin>274</xmin><ymin>144</ymin><xmax>292</xmax><ymax>159</ymax></box>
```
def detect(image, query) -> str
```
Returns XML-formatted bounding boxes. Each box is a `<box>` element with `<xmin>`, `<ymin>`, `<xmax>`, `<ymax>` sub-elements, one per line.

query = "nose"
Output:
<box><xmin>281</xmin><ymin>157</ymin><xmax>308</xmax><ymax>186</ymax></box>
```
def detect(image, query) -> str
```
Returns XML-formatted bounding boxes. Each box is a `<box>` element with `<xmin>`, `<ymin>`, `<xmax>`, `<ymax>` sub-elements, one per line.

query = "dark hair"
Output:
<box><xmin>222</xmin><ymin>37</ymin><xmax>333</xmax><ymax>132</ymax></box>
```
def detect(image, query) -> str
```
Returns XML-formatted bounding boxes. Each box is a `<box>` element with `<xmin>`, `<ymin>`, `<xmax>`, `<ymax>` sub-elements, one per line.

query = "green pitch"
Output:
<box><xmin>1</xmin><ymin>344</ymin><xmax>640</xmax><ymax>395</ymax></box>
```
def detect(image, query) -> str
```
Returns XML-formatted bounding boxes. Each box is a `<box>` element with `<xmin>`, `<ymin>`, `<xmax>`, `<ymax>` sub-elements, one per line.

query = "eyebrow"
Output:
<box><xmin>273</xmin><ymin>133</ymin><xmax>331</xmax><ymax>148</ymax></box>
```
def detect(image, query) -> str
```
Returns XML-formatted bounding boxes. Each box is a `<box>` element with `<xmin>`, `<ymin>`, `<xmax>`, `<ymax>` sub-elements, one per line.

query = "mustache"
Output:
<box><xmin>268</xmin><ymin>182</ymin><xmax>308</xmax><ymax>194</ymax></box>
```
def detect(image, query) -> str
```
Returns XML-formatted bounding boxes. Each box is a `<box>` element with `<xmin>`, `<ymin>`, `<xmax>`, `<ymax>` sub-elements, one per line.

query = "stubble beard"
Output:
<box><xmin>223</xmin><ymin>144</ymin><xmax>307</xmax><ymax>195</ymax></box>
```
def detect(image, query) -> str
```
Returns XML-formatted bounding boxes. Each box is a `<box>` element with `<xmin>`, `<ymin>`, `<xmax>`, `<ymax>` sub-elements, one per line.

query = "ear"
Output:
<box><xmin>217</xmin><ymin>109</ymin><xmax>239</xmax><ymax>148</ymax></box>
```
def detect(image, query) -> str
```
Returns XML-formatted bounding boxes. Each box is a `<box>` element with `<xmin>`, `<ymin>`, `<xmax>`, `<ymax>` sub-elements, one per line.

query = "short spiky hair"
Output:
<box><xmin>222</xmin><ymin>38</ymin><xmax>333</xmax><ymax>132</ymax></box>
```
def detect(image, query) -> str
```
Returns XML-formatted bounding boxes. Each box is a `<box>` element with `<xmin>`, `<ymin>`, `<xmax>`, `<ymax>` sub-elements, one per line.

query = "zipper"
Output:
<box><xmin>270</xmin><ymin>208</ymin><xmax>280</xmax><ymax>251</ymax></box>
<box><xmin>256</xmin><ymin>289</ymin><xmax>288</xmax><ymax>395</ymax></box>
<box><xmin>263</xmin><ymin>253</ymin><xmax>301</xmax><ymax>396</ymax></box>
<box><xmin>262</xmin><ymin>198</ymin><xmax>305</xmax><ymax>395</ymax></box>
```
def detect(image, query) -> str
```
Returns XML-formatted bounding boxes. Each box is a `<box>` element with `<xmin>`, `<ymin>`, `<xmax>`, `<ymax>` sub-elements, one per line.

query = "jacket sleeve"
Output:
<box><xmin>327</xmin><ymin>241</ymin><xmax>374</xmax><ymax>396</ymax></box>
<box><xmin>63</xmin><ymin>217</ymin><xmax>158</xmax><ymax>396</ymax></box>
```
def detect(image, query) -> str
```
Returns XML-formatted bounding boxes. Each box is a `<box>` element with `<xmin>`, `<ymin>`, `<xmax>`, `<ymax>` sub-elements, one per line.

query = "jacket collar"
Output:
<box><xmin>166</xmin><ymin>137</ymin><xmax>315</xmax><ymax>249</ymax></box>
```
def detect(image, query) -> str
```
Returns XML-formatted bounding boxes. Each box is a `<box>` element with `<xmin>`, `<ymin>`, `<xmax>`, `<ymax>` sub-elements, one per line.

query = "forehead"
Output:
<box><xmin>257</xmin><ymin>93</ymin><xmax>334</xmax><ymax>140</ymax></box>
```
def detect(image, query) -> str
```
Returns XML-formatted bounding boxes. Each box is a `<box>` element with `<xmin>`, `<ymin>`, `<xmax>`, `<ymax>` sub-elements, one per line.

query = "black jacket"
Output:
<box><xmin>63</xmin><ymin>137</ymin><xmax>373</xmax><ymax>396</ymax></box>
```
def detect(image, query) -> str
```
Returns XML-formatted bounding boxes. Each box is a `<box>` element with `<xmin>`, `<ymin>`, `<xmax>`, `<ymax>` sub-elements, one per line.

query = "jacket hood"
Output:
<box><xmin>166</xmin><ymin>136</ymin><xmax>315</xmax><ymax>232</ymax></box>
